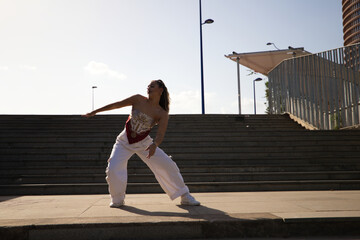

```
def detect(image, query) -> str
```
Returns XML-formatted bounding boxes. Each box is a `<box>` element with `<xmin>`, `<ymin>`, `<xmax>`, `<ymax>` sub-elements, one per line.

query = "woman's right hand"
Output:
<box><xmin>82</xmin><ymin>112</ymin><xmax>96</xmax><ymax>118</ymax></box>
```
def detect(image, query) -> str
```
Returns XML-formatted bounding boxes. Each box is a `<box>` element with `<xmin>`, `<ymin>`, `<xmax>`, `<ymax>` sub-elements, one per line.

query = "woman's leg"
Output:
<box><xmin>106</xmin><ymin>136</ymin><xmax>134</xmax><ymax>205</ymax></box>
<box><xmin>137</xmin><ymin>147</ymin><xmax>189</xmax><ymax>201</ymax></box>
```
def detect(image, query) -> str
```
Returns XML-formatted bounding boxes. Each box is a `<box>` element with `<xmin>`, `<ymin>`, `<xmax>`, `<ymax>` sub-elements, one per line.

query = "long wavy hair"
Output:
<box><xmin>155</xmin><ymin>79</ymin><xmax>170</xmax><ymax>112</ymax></box>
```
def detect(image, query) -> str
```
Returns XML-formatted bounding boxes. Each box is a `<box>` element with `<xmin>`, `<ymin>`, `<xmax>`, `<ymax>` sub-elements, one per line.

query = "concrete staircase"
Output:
<box><xmin>0</xmin><ymin>114</ymin><xmax>359</xmax><ymax>195</ymax></box>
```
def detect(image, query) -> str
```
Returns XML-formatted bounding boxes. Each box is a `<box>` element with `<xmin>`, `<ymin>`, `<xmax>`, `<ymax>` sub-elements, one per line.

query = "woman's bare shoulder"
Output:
<box><xmin>132</xmin><ymin>94</ymin><xmax>147</xmax><ymax>100</ymax></box>
<box><xmin>157</xmin><ymin>107</ymin><xmax>169</xmax><ymax>119</ymax></box>
<box><xmin>129</xmin><ymin>94</ymin><xmax>147</xmax><ymax>103</ymax></box>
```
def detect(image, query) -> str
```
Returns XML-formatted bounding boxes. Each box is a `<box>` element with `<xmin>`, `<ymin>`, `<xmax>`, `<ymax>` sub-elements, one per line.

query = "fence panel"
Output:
<box><xmin>268</xmin><ymin>43</ymin><xmax>360</xmax><ymax>130</ymax></box>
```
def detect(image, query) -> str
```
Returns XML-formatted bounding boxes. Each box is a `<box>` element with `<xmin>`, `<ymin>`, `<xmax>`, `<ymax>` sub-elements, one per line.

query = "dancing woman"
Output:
<box><xmin>83</xmin><ymin>80</ymin><xmax>200</xmax><ymax>207</ymax></box>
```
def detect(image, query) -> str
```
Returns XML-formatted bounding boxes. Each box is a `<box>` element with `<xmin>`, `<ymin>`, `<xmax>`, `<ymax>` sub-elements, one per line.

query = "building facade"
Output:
<box><xmin>343</xmin><ymin>0</ymin><xmax>360</xmax><ymax>45</ymax></box>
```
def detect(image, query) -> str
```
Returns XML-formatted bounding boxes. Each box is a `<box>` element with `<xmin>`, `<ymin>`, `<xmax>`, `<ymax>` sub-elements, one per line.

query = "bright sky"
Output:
<box><xmin>0</xmin><ymin>0</ymin><xmax>343</xmax><ymax>115</ymax></box>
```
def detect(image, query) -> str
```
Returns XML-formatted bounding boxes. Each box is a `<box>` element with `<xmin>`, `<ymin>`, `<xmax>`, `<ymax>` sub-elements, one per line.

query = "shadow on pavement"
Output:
<box><xmin>118</xmin><ymin>204</ymin><xmax>239</xmax><ymax>221</ymax></box>
<box><xmin>0</xmin><ymin>196</ymin><xmax>20</xmax><ymax>203</ymax></box>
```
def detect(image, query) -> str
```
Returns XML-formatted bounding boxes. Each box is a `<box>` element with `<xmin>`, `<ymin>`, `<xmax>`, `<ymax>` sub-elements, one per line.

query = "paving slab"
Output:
<box><xmin>0</xmin><ymin>191</ymin><xmax>360</xmax><ymax>239</ymax></box>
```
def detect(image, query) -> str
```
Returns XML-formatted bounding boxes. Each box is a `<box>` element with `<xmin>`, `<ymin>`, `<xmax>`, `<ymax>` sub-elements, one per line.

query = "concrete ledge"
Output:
<box><xmin>2</xmin><ymin>216</ymin><xmax>360</xmax><ymax>240</ymax></box>
<box><xmin>1</xmin><ymin>191</ymin><xmax>360</xmax><ymax>239</ymax></box>
<box><xmin>285</xmin><ymin>113</ymin><xmax>318</xmax><ymax>130</ymax></box>
<box><xmin>341</xmin><ymin>124</ymin><xmax>360</xmax><ymax>130</ymax></box>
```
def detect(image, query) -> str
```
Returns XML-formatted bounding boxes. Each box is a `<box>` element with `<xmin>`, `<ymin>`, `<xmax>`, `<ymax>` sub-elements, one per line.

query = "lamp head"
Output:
<box><xmin>204</xmin><ymin>19</ymin><xmax>214</xmax><ymax>24</ymax></box>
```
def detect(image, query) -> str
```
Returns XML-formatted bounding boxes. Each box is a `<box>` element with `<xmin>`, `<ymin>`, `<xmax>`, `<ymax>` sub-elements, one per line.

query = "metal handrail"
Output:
<box><xmin>268</xmin><ymin>43</ymin><xmax>360</xmax><ymax>130</ymax></box>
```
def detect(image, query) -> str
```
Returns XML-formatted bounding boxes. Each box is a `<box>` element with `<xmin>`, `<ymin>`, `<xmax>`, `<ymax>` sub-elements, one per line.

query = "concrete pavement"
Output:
<box><xmin>1</xmin><ymin>191</ymin><xmax>360</xmax><ymax>239</ymax></box>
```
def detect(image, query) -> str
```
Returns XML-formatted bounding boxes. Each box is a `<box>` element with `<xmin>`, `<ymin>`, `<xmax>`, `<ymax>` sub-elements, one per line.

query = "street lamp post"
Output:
<box><xmin>236</xmin><ymin>57</ymin><xmax>241</xmax><ymax>115</ymax></box>
<box><xmin>253</xmin><ymin>78</ymin><xmax>262</xmax><ymax>114</ymax></box>
<box><xmin>266</xmin><ymin>42</ymin><xmax>280</xmax><ymax>50</ymax></box>
<box><xmin>199</xmin><ymin>0</ymin><xmax>213</xmax><ymax>114</ymax></box>
<box><xmin>92</xmin><ymin>86</ymin><xmax>97</xmax><ymax>111</ymax></box>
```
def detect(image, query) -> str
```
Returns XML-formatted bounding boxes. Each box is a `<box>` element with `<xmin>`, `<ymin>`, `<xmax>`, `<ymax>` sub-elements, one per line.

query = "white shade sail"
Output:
<box><xmin>225</xmin><ymin>48</ymin><xmax>311</xmax><ymax>76</ymax></box>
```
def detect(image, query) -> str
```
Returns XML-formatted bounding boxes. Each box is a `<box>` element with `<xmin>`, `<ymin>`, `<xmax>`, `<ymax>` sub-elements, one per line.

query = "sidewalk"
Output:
<box><xmin>1</xmin><ymin>191</ymin><xmax>360</xmax><ymax>240</ymax></box>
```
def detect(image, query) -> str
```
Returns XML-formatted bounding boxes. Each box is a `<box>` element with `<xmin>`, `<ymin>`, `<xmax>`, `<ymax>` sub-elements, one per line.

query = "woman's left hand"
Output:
<box><xmin>145</xmin><ymin>143</ymin><xmax>157</xmax><ymax>159</ymax></box>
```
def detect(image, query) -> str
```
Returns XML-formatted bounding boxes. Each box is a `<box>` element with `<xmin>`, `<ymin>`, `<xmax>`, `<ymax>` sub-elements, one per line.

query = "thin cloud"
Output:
<box><xmin>0</xmin><ymin>66</ymin><xmax>9</xmax><ymax>71</ymax></box>
<box><xmin>171</xmin><ymin>90</ymin><xmax>256</xmax><ymax>114</ymax></box>
<box><xmin>84</xmin><ymin>61</ymin><xmax>127</xmax><ymax>80</ymax></box>
<box><xmin>171</xmin><ymin>90</ymin><xmax>201</xmax><ymax>114</ymax></box>
<box><xmin>20</xmin><ymin>65</ymin><xmax>37</xmax><ymax>71</ymax></box>
<box><xmin>170</xmin><ymin>91</ymin><xmax>220</xmax><ymax>114</ymax></box>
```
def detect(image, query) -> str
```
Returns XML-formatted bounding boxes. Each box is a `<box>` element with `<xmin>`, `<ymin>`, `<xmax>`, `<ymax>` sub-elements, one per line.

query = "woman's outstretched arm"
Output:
<box><xmin>82</xmin><ymin>94</ymin><xmax>140</xmax><ymax>118</ymax></box>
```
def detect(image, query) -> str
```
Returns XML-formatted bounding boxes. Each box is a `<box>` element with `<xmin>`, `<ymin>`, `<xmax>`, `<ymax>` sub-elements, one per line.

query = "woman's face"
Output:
<box><xmin>147</xmin><ymin>81</ymin><xmax>163</xmax><ymax>96</ymax></box>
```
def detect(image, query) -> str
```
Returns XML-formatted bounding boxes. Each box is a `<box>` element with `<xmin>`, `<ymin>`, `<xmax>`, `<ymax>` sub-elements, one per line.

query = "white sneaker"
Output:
<box><xmin>109</xmin><ymin>200</ymin><xmax>124</xmax><ymax>208</ymax></box>
<box><xmin>181</xmin><ymin>193</ymin><xmax>200</xmax><ymax>206</ymax></box>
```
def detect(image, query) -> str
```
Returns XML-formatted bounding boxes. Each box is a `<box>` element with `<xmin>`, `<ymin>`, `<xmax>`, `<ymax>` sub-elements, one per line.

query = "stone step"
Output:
<box><xmin>2</xmin><ymin>134</ymin><xmax>360</xmax><ymax>144</ymax></box>
<box><xmin>2</xmin><ymin>139</ymin><xmax>360</xmax><ymax>149</ymax></box>
<box><xmin>2</xmin><ymin>136</ymin><xmax>360</xmax><ymax>146</ymax></box>
<box><xmin>0</xmin><ymin>114</ymin><xmax>300</xmax><ymax>122</ymax></box>
<box><xmin>1</xmin><ymin>157</ymin><xmax>358</xmax><ymax>168</ymax></box>
<box><xmin>0</xmin><ymin>128</ymin><xmax>309</xmax><ymax>136</ymax></box>
<box><xmin>0</xmin><ymin>125</ymin><xmax>305</xmax><ymax>131</ymax></box>
<box><xmin>1</xmin><ymin>171</ymin><xmax>359</xmax><ymax>184</ymax></box>
<box><xmin>0</xmin><ymin>118</ymin><xmax>303</xmax><ymax>125</ymax></box>
<box><xmin>1</xmin><ymin>127</ymin><xmax>359</xmax><ymax>135</ymax></box>
<box><xmin>1</xmin><ymin>164</ymin><xmax>360</xmax><ymax>175</ymax></box>
<box><xmin>1</xmin><ymin>145</ymin><xmax>359</xmax><ymax>156</ymax></box>
<box><xmin>0</xmin><ymin>180</ymin><xmax>359</xmax><ymax>195</ymax></box>
<box><xmin>0</xmin><ymin>156</ymin><xmax>358</xmax><ymax>166</ymax></box>
<box><xmin>0</xmin><ymin>114</ymin><xmax>310</xmax><ymax>120</ymax></box>
<box><xmin>0</xmin><ymin>125</ymin><xmax>305</xmax><ymax>132</ymax></box>
<box><xmin>2</xmin><ymin>143</ymin><xmax>360</xmax><ymax>153</ymax></box>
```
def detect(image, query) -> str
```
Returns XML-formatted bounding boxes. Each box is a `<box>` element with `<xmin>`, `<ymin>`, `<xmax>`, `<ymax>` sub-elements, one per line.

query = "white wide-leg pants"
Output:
<box><xmin>105</xmin><ymin>129</ymin><xmax>189</xmax><ymax>203</ymax></box>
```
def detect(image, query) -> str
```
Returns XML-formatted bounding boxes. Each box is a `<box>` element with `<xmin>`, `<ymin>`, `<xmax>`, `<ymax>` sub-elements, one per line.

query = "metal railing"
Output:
<box><xmin>268</xmin><ymin>43</ymin><xmax>360</xmax><ymax>130</ymax></box>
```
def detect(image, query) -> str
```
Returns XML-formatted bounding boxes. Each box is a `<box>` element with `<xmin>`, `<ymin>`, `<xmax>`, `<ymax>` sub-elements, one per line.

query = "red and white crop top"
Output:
<box><xmin>125</xmin><ymin>109</ymin><xmax>156</xmax><ymax>144</ymax></box>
